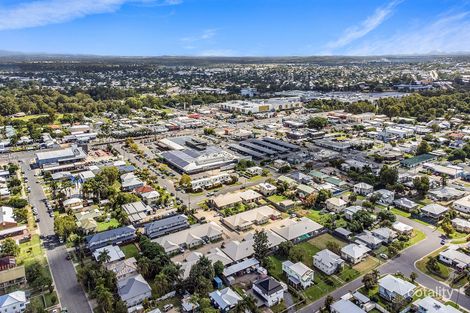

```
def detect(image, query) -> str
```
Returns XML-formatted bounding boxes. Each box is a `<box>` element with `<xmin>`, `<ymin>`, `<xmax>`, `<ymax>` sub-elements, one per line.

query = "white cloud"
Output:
<box><xmin>0</xmin><ymin>0</ymin><xmax>180</xmax><ymax>31</ymax></box>
<box><xmin>346</xmin><ymin>11</ymin><xmax>470</xmax><ymax>55</ymax></box>
<box><xmin>181</xmin><ymin>29</ymin><xmax>217</xmax><ymax>43</ymax></box>
<box><xmin>326</xmin><ymin>0</ymin><xmax>401</xmax><ymax>50</ymax></box>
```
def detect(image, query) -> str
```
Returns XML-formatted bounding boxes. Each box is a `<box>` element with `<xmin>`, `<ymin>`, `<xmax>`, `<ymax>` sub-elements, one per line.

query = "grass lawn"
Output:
<box><xmin>290</xmin><ymin>242</ymin><xmax>321</xmax><ymax>267</ymax></box>
<box><xmin>268</xmin><ymin>194</ymin><xmax>288</xmax><ymax>204</ymax></box>
<box><xmin>308</xmin><ymin>233</ymin><xmax>348</xmax><ymax>251</ymax></box>
<box><xmin>436</xmin><ymin>227</ymin><xmax>468</xmax><ymax>240</ymax></box>
<box><xmin>248</xmin><ymin>175</ymin><xmax>264</xmax><ymax>182</ymax></box>
<box><xmin>337</xmin><ymin>266</ymin><xmax>360</xmax><ymax>282</ymax></box>
<box><xmin>303</xmin><ymin>272</ymin><xmax>341</xmax><ymax>302</ymax></box>
<box><xmin>120</xmin><ymin>243</ymin><xmax>140</xmax><ymax>259</ymax></box>
<box><xmin>353</xmin><ymin>257</ymin><xmax>380</xmax><ymax>274</ymax></box>
<box><xmin>406</xmin><ymin>230</ymin><xmax>426</xmax><ymax>247</ymax></box>
<box><xmin>97</xmin><ymin>218</ymin><xmax>120</xmax><ymax>232</ymax></box>
<box><xmin>391</xmin><ymin>207</ymin><xmax>411</xmax><ymax>218</ymax></box>
<box><xmin>306</xmin><ymin>210</ymin><xmax>333</xmax><ymax>226</ymax></box>
<box><xmin>416</xmin><ymin>247</ymin><xmax>451</xmax><ymax>281</ymax></box>
<box><xmin>267</xmin><ymin>255</ymin><xmax>284</xmax><ymax>280</ymax></box>
<box><xmin>17</xmin><ymin>234</ymin><xmax>43</xmax><ymax>265</ymax></box>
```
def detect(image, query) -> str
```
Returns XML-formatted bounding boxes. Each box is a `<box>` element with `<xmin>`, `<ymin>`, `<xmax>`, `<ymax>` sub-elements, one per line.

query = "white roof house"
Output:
<box><xmin>453</xmin><ymin>195</ymin><xmax>470</xmax><ymax>213</ymax></box>
<box><xmin>222</xmin><ymin>206</ymin><xmax>280</xmax><ymax>230</ymax></box>
<box><xmin>117</xmin><ymin>274</ymin><xmax>152</xmax><ymax>308</ymax></box>
<box><xmin>93</xmin><ymin>245</ymin><xmax>125</xmax><ymax>263</ymax></box>
<box><xmin>326</xmin><ymin>197</ymin><xmax>347</xmax><ymax>212</ymax></box>
<box><xmin>282</xmin><ymin>260</ymin><xmax>314</xmax><ymax>289</ymax></box>
<box><xmin>392</xmin><ymin>221</ymin><xmax>413</xmax><ymax>234</ymax></box>
<box><xmin>153</xmin><ymin>222</ymin><xmax>223</xmax><ymax>254</ymax></box>
<box><xmin>421</xmin><ymin>204</ymin><xmax>449</xmax><ymax>218</ymax></box>
<box><xmin>379</xmin><ymin>274</ymin><xmax>416</xmax><ymax>301</ymax></box>
<box><xmin>272</xmin><ymin>217</ymin><xmax>323</xmax><ymax>242</ymax></box>
<box><xmin>0</xmin><ymin>291</ymin><xmax>28</xmax><ymax>312</ymax></box>
<box><xmin>439</xmin><ymin>248</ymin><xmax>470</xmax><ymax>269</ymax></box>
<box><xmin>179</xmin><ymin>248</ymin><xmax>232</xmax><ymax>279</ymax></box>
<box><xmin>341</xmin><ymin>244</ymin><xmax>371</xmax><ymax>264</ymax></box>
<box><xmin>209</xmin><ymin>287</ymin><xmax>242</xmax><ymax>311</ymax></box>
<box><xmin>413</xmin><ymin>297</ymin><xmax>461</xmax><ymax>313</ymax></box>
<box><xmin>222</xmin><ymin>230</ymin><xmax>285</xmax><ymax>262</ymax></box>
<box><xmin>313</xmin><ymin>249</ymin><xmax>344</xmax><ymax>275</ymax></box>
<box><xmin>451</xmin><ymin>218</ymin><xmax>470</xmax><ymax>233</ymax></box>
<box><xmin>331</xmin><ymin>299</ymin><xmax>366</xmax><ymax>313</ymax></box>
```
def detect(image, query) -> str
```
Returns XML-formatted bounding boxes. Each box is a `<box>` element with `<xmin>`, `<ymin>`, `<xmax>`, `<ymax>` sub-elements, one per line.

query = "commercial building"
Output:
<box><xmin>35</xmin><ymin>145</ymin><xmax>87</xmax><ymax>167</ymax></box>
<box><xmin>219</xmin><ymin>98</ymin><xmax>301</xmax><ymax>114</ymax></box>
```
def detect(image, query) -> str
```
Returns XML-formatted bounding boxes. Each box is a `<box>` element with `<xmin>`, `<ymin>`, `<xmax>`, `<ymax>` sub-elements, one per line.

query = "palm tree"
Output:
<box><xmin>98</xmin><ymin>250</ymin><xmax>111</xmax><ymax>264</ymax></box>
<box><xmin>95</xmin><ymin>284</ymin><xmax>114</xmax><ymax>313</ymax></box>
<box><xmin>138</xmin><ymin>256</ymin><xmax>151</xmax><ymax>279</ymax></box>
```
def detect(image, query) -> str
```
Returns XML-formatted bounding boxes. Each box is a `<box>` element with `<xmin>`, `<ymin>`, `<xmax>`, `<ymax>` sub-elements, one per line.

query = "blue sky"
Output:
<box><xmin>0</xmin><ymin>0</ymin><xmax>469</xmax><ymax>56</ymax></box>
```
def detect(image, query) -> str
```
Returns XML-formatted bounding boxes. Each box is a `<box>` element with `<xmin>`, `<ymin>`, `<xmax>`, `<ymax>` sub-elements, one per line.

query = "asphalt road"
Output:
<box><xmin>17</xmin><ymin>153</ymin><xmax>93</xmax><ymax>313</ymax></box>
<box><xmin>298</xmin><ymin>216</ymin><xmax>470</xmax><ymax>313</ymax></box>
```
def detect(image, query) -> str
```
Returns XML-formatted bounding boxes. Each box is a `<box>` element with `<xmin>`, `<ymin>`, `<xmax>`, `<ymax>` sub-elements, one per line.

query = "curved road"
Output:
<box><xmin>298</xmin><ymin>215</ymin><xmax>470</xmax><ymax>313</ymax></box>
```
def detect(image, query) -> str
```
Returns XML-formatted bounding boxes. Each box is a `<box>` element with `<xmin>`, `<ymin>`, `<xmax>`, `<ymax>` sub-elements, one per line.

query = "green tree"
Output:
<box><xmin>179</xmin><ymin>174</ymin><xmax>192</xmax><ymax>189</ymax></box>
<box><xmin>54</xmin><ymin>215</ymin><xmax>78</xmax><ymax>239</ymax></box>
<box><xmin>379</xmin><ymin>165</ymin><xmax>398</xmax><ymax>188</ymax></box>
<box><xmin>213</xmin><ymin>260</ymin><xmax>224</xmax><ymax>277</ymax></box>
<box><xmin>413</xmin><ymin>176</ymin><xmax>430</xmax><ymax>199</ymax></box>
<box><xmin>410</xmin><ymin>272</ymin><xmax>418</xmax><ymax>283</ymax></box>
<box><xmin>326</xmin><ymin>241</ymin><xmax>341</xmax><ymax>255</ymax></box>
<box><xmin>253</xmin><ymin>230</ymin><xmax>270</xmax><ymax>266</ymax></box>
<box><xmin>0</xmin><ymin>238</ymin><xmax>20</xmax><ymax>257</ymax></box>
<box><xmin>307</xmin><ymin>117</ymin><xmax>329</xmax><ymax>129</ymax></box>
<box><xmin>416</xmin><ymin>140</ymin><xmax>432</xmax><ymax>155</ymax></box>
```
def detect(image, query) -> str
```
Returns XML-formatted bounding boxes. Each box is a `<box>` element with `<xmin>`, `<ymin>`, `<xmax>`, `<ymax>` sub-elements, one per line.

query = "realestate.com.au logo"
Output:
<box><xmin>413</xmin><ymin>287</ymin><xmax>455</xmax><ymax>300</ymax></box>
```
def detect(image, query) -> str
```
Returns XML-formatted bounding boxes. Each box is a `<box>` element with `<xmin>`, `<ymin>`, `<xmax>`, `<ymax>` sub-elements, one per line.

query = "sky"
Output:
<box><xmin>0</xmin><ymin>0</ymin><xmax>469</xmax><ymax>56</ymax></box>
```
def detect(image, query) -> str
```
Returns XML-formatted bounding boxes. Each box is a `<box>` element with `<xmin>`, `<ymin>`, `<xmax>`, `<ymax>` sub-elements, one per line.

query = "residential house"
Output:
<box><xmin>134</xmin><ymin>186</ymin><xmax>160</xmax><ymax>206</ymax></box>
<box><xmin>258</xmin><ymin>183</ymin><xmax>277</xmax><ymax>196</ymax></box>
<box><xmin>92</xmin><ymin>245</ymin><xmax>125</xmax><ymax>263</ymax></box>
<box><xmin>252</xmin><ymin>276</ymin><xmax>284</xmax><ymax>307</ymax></box>
<box><xmin>153</xmin><ymin>222</ymin><xmax>223</xmax><ymax>254</ymax></box>
<box><xmin>122</xmin><ymin>201</ymin><xmax>153</xmax><ymax>225</ymax></box>
<box><xmin>341</xmin><ymin>244</ymin><xmax>370</xmax><ymax>264</ymax></box>
<box><xmin>190</xmin><ymin>173</ymin><xmax>231</xmax><ymax>191</ymax></box>
<box><xmin>371</xmin><ymin>227</ymin><xmax>397</xmax><ymax>244</ymax></box>
<box><xmin>439</xmin><ymin>248</ymin><xmax>470</xmax><ymax>270</ymax></box>
<box><xmin>372</xmin><ymin>189</ymin><xmax>394</xmax><ymax>205</ymax></box>
<box><xmin>355</xmin><ymin>232</ymin><xmax>383</xmax><ymax>249</ymax></box>
<box><xmin>277</xmin><ymin>175</ymin><xmax>298</xmax><ymax>187</ymax></box>
<box><xmin>353</xmin><ymin>183</ymin><xmax>374</xmax><ymax>196</ymax></box>
<box><xmin>412</xmin><ymin>297</ymin><xmax>461</xmax><ymax>313</ymax></box>
<box><xmin>121</xmin><ymin>173</ymin><xmax>144</xmax><ymax>192</ymax></box>
<box><xmin>144</xmin><ymin>214</ymin><xmax>189</xmax><ymax>239</ymax></box>
<box><xmin>394</xmin><ymin>198</ymin><xmax>419</xmax><ymax>211</ymax></box>
<box><xmin>106</xmin><ymin>257</ymin><xmax>138</xmax><ymax>280</ymax></box>
<box><xmin>222</xmin><ymin>231</ymin><xmax>285</xmax><ymax>263</ymax></box>
<box><xmin>392</xmin><ymin>222</ymin><xmax>413</xmax><ymax>236</ymax></box>
<box><xmin>296</xmin><ymin>184</ymin><xmax>316</xmax><ymax>198</ymax></box>
<box><xmin>282</xmin><ymin>261</ymin><xmax>314</xmax><ymax>289</ymax></box>
<box><xmin>313</xmin><ymin>249</ymin><xmax>344</xmax><ymax>275</ymax></box>
<box><xmin>290</xmin><ymin>172</ymin><xmax>313</xmax><ymax>185</ymax></box>
<box><xmin>179</xmin><ymin>248</ymin><xmax>233</xmax><ymax>279</ymax></box>
<box><xmin>63</xmin><ymin>197</ymin><xmax>83</xmax><ymax>211</ymax></box>
<box><xmin>0</xmin><ymin>207</ymin><xmax>17</xmax><ymax>228</ymax></box>
<box><xmin>222</xmin><ymin>206</ymin><xmax>280</xmax><ymax>231</ymax></box>
<box><xmin>331</xmin><ymin>299</ymin><xmax>366</xmax><ymax>313</ymax></box>
<box><xmin>272</xmin><ymin>217</ymin><xmax>323</xmax><ymax>243</ymax></box>
<box><xmin>420</xmin><ymin>204</ymin><xmax>449</xmax><ymax>220</ymax></box>
<box><xmin>334</xmin><ymin>227</ymin><xmax>352</xmax><ymax>240</ymax></box>
<box><xmin>344</xmin><ymin>206</ymin><xmax>363</xmax><ymax>221</ymax></box>
<box><xmin>378</xmin><ymin>274</ymin><xmax>416</xmax><ymax>301</ymax></box>
<box><xmin>246</xmin><ymin>166</ymin><xmax>263</xmax><ymax>176</ymax></box>
<box><xmin>428</xmin><ymin>187</ymin><xmax>465</xmax><ymax>201</ymax></box>
<box><xmin>210</xmin><ymin>190</ymin><xmax>263</xmax><ymax>210</ymax></box>
<box><xmin>0</xmin><ymin>291</ymin><xmax>28</xmax><ymax>313</ymax></box>
<box><xmin>117</xmin><ymin>274</ymin><xmax>152</xmax><ymax>308</ymax></box>
<box><xmin>209</xmin><ymin>287</ymin><xmax>242</xmax><ymax>313</ymax></box>
<box><xmin>453</xmin><ymin>195</ymin><xmax>470</xmax><ymax>214</ymax></box>
<box><xmin>326</xmin><ymin>197</ymin><xmax>347</xmax><ymax>213</ymax></box>
<box><xmin>86</xmin><ymin>225</ymin><xmax>136</xmax><ymax>251</ymax></box>
<box><xmin>451</xmin><ymin>218</ymin><xmax>470</xmax><ymax>233</ymax></box>
<box><xmin>0</xmin><ymin>258</ymin><xmax>26</xmax><ymax>292</ymax></box>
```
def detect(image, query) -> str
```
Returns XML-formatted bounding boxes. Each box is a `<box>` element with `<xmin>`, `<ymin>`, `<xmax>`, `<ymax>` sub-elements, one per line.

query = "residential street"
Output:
<box><xmin>17</xmin><ymin>152</ymin><xmax>93</xmax><ymax>313</ymax></box>
<box><xmin>298</xmin><ymin>215</ymin><xmax>470</xmax><ymax>313</ymax></box>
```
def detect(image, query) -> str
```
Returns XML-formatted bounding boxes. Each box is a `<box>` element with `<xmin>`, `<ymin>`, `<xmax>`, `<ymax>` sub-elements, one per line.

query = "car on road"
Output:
<box><xmin>440</xmin><ymin>239</ymin><xmax>446</xmax><ymax>245</ymax></box>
